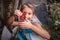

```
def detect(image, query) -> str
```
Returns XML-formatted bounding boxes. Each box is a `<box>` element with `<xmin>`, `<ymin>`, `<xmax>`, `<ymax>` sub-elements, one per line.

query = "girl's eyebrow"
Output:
<box><xmin>22</xmin><ymin>11</ymin><xmax>27</xmax><ymax>14</ymax></box>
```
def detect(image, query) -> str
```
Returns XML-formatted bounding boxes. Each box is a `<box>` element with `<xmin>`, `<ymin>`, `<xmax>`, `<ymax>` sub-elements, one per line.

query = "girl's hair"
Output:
<box><xmin>20</xmin><ymin>3</ymin><xmax>36</xmax><ymax>14</ymax></box>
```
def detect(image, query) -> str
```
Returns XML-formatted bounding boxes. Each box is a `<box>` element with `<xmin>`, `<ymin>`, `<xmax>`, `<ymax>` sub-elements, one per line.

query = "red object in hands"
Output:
<box><xmin>20</xmin><ymin>13</ymin><xmax>26</xmax><ymax>21</ymax></box>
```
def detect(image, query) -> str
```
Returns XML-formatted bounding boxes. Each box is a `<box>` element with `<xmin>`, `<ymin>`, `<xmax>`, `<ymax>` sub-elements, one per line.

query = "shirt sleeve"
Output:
<box><xmin>31</xmin><ymin>15</ymin><xmax>42</xmax><ymax>25</ymax></box>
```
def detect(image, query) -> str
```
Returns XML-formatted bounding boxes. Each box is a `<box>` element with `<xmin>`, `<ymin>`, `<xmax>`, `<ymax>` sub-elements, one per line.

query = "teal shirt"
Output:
<box><xmin>17</xmin><ymin>18</ymin><xmax>45</xmax><ymax>40</ymax></box>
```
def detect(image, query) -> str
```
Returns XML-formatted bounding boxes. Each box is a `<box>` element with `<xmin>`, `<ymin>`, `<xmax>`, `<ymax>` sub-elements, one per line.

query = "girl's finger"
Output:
<box><xmin>25</xmin><ymin>18</ymin><xmax>30</xmax><ymax>22</ymax></box>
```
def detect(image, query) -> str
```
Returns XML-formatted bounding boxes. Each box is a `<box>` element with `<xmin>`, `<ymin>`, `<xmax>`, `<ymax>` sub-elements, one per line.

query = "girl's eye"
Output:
<box><xmin>28</xmin><ymin>13</ymin><xmax>31</xmax><ymax>15</ymax></box>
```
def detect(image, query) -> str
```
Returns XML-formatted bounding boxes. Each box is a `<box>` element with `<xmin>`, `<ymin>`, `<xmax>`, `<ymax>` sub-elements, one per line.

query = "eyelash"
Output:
<box><xmin>28</xmin><ymin>13</ymin><xmax>31</xmax><ymax>15</ymax></box>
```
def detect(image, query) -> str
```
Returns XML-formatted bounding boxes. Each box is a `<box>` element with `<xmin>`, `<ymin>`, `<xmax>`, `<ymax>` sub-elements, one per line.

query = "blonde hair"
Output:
<box><xmin>20</xmin><ymin>3</ymin><xmax>35</xmax><ymax>14</ymax></box>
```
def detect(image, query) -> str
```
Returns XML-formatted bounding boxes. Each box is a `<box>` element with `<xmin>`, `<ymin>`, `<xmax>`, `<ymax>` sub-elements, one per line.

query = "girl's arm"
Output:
<box><xmin>17</xmin><ymin>20</ymin><xmax>50</xmax><ymax>40</ymax></box>
<box><xmin>7</xmin><ymin>15</ymin><xmax>19</xmax><ymax>26</ymax></box>
<box><xmin>7</xmin><ymin>10</ymin><xmax>21</xmax><ymax>26</ymax></box>
<box><xmin>30</xmin><ymin>22</ymin><xmax>50</xmax><ymax>40</ymax></box>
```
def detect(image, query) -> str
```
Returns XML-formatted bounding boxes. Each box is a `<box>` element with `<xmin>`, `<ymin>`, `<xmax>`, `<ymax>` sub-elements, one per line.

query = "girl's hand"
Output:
<box><xmin>18</xmin><ymin>21</ymin><xmax>32</xmax><ymax>29</ymax></box>
<box><xmin>14</xmin><ymin>10</ymin><xmax>22</xmax><ymax>17</ymax></box>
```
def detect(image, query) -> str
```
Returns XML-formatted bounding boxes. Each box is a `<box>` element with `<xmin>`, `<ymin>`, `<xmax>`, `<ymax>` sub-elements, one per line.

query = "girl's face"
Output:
<box><xmin>22</xmin><ymin>5</ymin><xmax>34</xmax><ymax>21</ymax></box>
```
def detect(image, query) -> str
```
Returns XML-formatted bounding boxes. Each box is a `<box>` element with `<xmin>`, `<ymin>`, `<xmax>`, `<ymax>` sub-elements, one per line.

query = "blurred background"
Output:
<box><xmin>0</xmin><ymin>0</ymin><xmax>60</xmax><ymax>40</ymax></box>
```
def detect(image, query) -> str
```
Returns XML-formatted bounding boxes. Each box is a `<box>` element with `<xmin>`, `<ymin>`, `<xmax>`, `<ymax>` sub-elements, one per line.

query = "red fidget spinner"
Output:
<box><xmin>20</xmin><ymin>13</ymin><xmax>26</xmax><ymax>21</ymax></box>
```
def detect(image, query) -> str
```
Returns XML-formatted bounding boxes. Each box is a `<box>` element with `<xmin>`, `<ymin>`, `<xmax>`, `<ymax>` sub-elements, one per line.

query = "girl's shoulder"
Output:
<box><xmin>31</xmin><ymin>16</ymin><xmax>42</xmax><ymax>25</ymax></box>
<box><xmin>31</xmin><ymin>16</ymin><xmax>40</xmax><ymax>23</ymax></box>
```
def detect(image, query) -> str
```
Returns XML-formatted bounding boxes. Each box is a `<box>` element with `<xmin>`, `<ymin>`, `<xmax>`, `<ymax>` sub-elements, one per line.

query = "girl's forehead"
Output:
<box><xmin>23</xmin><ymin>6</ymin><xmax>33</xmax><ymax>12</ymax></box>
<box><xmin>22</xmin><ymin>9</ymin><xmax>34</xmax><ymax>15</ymax></box>
<box><xmin>23</xmin><ymin>8</ymin><xmax>33</xmax><ymax>14</ymax></box>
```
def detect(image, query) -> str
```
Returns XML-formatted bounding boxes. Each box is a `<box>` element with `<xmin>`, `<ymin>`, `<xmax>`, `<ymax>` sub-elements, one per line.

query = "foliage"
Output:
<box><xmin>44</xmin><ymin>2</ymin><xmax>60</xmax><ymax>40</ymax></box>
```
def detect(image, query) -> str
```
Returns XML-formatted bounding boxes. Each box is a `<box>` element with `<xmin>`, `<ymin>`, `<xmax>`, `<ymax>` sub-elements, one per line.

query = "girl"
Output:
<box><xmin>7</xmin><ymin>3</ymin><xmax>50</xmax><ymax>40</ymax></box>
